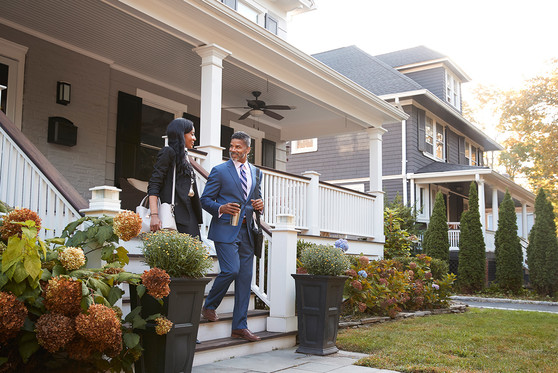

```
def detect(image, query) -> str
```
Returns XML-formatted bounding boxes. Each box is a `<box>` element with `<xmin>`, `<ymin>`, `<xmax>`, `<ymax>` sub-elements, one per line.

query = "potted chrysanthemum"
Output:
<box><xmin>130</xmin><ymin>230</ymin><xmax>213</xmax><ymax>373</ymax></box>
<box><xmin>292</xmin><ymin>239</ymin><xmax>350</xmax><ymax>355</ymax></box>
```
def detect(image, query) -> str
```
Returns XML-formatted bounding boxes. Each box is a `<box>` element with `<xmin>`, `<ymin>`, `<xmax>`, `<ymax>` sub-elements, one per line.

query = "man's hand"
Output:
<box><xmin>251</xmin><ymin>198</ymin><xmax>264</xmax><ymax>212</ymax></box>
<box><xmin>219</xmin><ymin>202</ymin><xmax>241</xmax><ymax>215</ymax></box>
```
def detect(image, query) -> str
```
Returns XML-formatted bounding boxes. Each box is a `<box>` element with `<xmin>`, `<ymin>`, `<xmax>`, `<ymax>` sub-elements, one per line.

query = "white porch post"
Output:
<box><xmin>492</xmin><ymin>188</ymin><xmax>499</xmax><ymax>231</ymax></box>
<box><xmin>302</xmin><ymin>171</ymin><xmax>320</xmax><ymax>236</ymax></box>
<box><xmin>193</xmin><ymin>44</ymin><xmax>231</xmax><ymax>171</ymax></box>
<box><xmin>367</xmin><ymin>127</ymin><xmax>386</xmax><ymax>242</ymax></box>
<box><xmin>267</xmin><ymin>214</ymin><xmax>298</xmax><ymax>332</ymax></box>
<box><xmin>477</xmin><ymin>178</ymin><xmax>486</xmax><ymax>234</ymax></box>
<box><xmin>522</xmin><ymin>202</ymin><xmax>528</xmax><ymax>239</ymax></box>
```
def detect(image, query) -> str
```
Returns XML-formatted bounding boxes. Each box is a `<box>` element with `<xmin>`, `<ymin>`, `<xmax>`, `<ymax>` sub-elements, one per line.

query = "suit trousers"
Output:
<box><xmin>203</xmin><ymin>224</ymin><xmax>254</xmax><ymax>330</ymax></box>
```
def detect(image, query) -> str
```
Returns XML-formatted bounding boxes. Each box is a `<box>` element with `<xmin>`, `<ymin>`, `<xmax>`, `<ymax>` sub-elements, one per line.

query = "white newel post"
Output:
<box><xmin>80</xmin><ymin>186</ymin><xmax>122</xmax><ymax>267</ymax></box>
<box><xmin>477</xmin><ymin>177</ymin><xmax>486</xmax><ymax>234</ymax></box>
<box><xmin>492</xmin><ymin>188</ymin><xmax>499</xmax><ymax>231</ymax></box>
<box><xmin>522</xmin><ymin>202</ymin><xmax>528</xmax><ymax>239</ymax></box>
<box><xmin>302</xmin><ymin>171</ymin><xmax>320</xmax><ymax>236</ymax></box>
<box><xmin>267</xmin><ymin>214</ymin><xmax>298</xmax><ymax>332</ymax></box>
<box><xmin>367</xmin><ymin>127</ymin><xmax>386</xmax><ymax>242</ymax></box>
<box><xmin>193</xmin><ymin>44</ymin><xmax>231</xmax><ymax>171</ymax></box>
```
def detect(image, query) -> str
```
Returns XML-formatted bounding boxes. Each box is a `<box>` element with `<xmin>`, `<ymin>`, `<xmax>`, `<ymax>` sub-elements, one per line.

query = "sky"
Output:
<box><xmin>288</xmin><ymin>0</ymin><xmax>558</xmax><ymax>97</ymax></box>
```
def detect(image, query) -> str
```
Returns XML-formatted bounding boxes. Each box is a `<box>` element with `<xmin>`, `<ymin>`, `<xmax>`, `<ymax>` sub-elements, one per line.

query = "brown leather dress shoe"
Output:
<box><xmin>201</xmin><ymin>307</ymin><xmax>219</xmax><ymax>322</ymax></box>
<box><xmin>231</xmin><ymin>328</ymin><xmax>261</xmax><ymax>342</ymax></box>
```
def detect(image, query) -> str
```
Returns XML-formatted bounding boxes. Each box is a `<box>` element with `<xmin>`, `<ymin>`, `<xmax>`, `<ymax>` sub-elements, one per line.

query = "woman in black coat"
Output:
<box><xmin>147</xmin><ymin>118</ymin><xmax>202</xmax><ymax>237</ymax></box>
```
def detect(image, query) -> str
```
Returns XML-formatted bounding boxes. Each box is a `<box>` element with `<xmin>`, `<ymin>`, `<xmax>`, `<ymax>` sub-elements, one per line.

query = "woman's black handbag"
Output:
<box><xmin>252</xmin><ymin>169</ymin><xmax>264</xmax><ymax>258</ymax></box>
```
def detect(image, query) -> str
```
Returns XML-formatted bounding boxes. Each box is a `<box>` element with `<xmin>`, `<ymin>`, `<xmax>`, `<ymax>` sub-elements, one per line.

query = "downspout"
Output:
<box><xmin>395</xmin><ymin>98</ymin><xmax>407</xmax><ymax>205</ymax></box>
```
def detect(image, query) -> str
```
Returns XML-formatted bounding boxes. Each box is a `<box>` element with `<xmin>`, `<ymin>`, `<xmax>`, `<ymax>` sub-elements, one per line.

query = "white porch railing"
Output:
<box><xmin>0</xmin><ymin>122</ymin><xmax>82</xmax><ymax>238</ymax></box>
<box><xmin>448</xmin><ymin>230</ymin><xmax>460</xmax><ymax>250</ymax></box>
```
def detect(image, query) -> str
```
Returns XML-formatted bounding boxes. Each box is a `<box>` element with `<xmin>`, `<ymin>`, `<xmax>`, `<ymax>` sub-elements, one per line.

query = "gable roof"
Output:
<box><xmin>375</xmin><ymin>45</ymin><xmax>471</xmax><ymax>82</ymax></box>
<box><xmin>313</xmin><ymin>46</ymin><xmax>423</xmax><ymax>96</ymax></box>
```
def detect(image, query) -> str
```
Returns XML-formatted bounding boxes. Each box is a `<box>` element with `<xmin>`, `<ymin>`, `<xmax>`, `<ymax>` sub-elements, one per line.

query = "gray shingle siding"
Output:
<box><xmin>383</xmin><ymin>178</ymin><xmax>404</xmax><ymax>203</ymax></box>
<box><xmin>446</xmin><ymin>128</ymin><xmax>460</xmax><ymax>164</ymax></box>
<box><xmin>405</xmin><ymin>105</ymin><xmax>434</xmax><ymax>174</ymax></box>
<box><xmin>286</xmin><ymin>133</ymin><xmax>369</xmax><ymax>182</ymax></box>
<box><xmin>405</xmin><ymin>67</ymin><xmax>445</xmax><ymax>101</ymax></box>
<box><xmin>383</xmin><ymin>121</ymin><xmax>402</xmax><ymax>176</ymax></box>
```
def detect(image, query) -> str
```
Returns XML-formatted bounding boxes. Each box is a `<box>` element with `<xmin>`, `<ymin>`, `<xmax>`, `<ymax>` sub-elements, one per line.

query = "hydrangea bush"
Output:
<box><xmin>0</xmin><ymin>208</ymin><xmax>174</xmax><ymax>372</ymax></box>
<box><xmin>343</xmin><ymin>254</ymin><xmax>456</xmax><ymax>318</ymax></box>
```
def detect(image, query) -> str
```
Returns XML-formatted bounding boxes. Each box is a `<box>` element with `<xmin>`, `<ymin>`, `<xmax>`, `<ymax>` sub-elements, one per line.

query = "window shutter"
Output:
<box><xmin>265</xmin><ymin>13</ymin><xmax>278</xmax><ymax>34</ymax></box>
<box><xmin>478</xmin><ymin>150</ymin><xmax>484</xmax><ymax>166</ymax></box>
<box><xmin>183</xmin><ymin>112</ymin><xmax>200</xmax><ymax>147</ymax></box>
<box><xmin>116</xmin><ymin>91</ymin><xmax>142</xmax><ymax>184</ymax></box>
<box><xmin>417</xmin><ymin>108</ymin><xmax>426</xmax><ymax>152</ymax></box>
<box><xmin>445</xmin><ymin>127</ymin><xmax>450</xmax><ymax>163</ymax></box>
<box><xmin>221</xmin><ymin>125</ymin><xmax>235</xmax><ymax>159</ymax></box>
<box><xmin>262</xmin><ymin>139</ymin><xmax>276</xmax><ymax>168</ymax></box>
<box><xmin>458</xmin><ymin>136</ymin><xmax>465</xmax><ymax>164</ymax></box>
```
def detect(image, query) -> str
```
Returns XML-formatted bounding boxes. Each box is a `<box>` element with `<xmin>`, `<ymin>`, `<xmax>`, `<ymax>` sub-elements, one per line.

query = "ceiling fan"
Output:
<box><xmin>229</xmin><ymin>91</ymin><xmax>295</xmax><ymax>121</ymax></box>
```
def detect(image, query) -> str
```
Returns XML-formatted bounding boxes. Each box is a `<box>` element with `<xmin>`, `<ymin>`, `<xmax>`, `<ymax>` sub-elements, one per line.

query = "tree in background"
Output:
<box><xmin>494</xmin><ymin>190</ymin><xmax>523</xmax><ymax>293</ymax></box>
<box><xmin>458</xmin><ymin>182</ymin><xmax>486</xmax><ymax>293</ymax></box>
<box><xmin>527</xmin><ymin>188</ymin><xmax>558</xmax><ymax>296</ymax></box>
<box><xmin>423</xmin><ymin>192</ymin><xmax>449</xmax><ymax>264</ymax></box>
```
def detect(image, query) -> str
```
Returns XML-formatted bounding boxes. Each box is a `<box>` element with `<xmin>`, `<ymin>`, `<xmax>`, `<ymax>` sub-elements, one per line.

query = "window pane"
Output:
<box><xmin>0</xmin><ymin>62</ymin><xmax>8</xmax><ymax>114</ymax></box>
<box><xmin>141</xmin><ymin>105</ymin><xmax>174</xmax><ymax>148</ymax></box>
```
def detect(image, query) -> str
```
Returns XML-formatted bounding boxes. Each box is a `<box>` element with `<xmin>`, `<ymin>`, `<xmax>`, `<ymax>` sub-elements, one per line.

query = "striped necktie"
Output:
<box><xmin>239</xmin><ymin>163</ymin><xmax>248</xmax><ymax>200</ymax></box>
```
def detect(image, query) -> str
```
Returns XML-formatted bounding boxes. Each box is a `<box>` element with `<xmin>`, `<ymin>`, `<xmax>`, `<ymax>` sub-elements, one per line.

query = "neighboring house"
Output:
<box><xmin>0</xmin><ymin>1</ymin><xmax>407</xmax><ymax>364</ymax></box>
<box><xmin>287</xmin><ymin>45</ymin><xmax>535</xmax><ymax>278</ymax></box>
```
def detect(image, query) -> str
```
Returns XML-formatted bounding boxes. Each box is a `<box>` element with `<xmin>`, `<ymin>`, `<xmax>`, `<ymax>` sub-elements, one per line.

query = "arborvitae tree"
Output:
<box><xmin>495</xmin><ymin>190</ymin><xmax>523</xmax><ymax>293</ymax></box>
<box><xmin>458</xmin><ymin>182</ymin><xmax>486</xmax><ymax>293</ymax></box>
<box><xmin>423</xmin><ymin>192</ymin><xmax>449</xmax><ymax>264</ymax></box>
<box><xmin>527</xmin><ymin>188</ymin><xmax>558</xmax><ymax>296</ymax></box>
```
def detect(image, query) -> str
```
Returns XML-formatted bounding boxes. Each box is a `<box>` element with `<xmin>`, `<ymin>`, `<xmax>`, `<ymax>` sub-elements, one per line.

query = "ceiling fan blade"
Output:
<box><xmin>223</xmin><ymin>106</ymin><xmax>250</xmax><ymax>109</ymax></box>
<box><xmin>238</xmin><ymin>110</ymin><xmax>251</xmax><ymax>120</ymax></box>
<box><xmin>263</xmin><ymin>105</ymin><xmax>295</xmax><ymax>110</ymax></box>
<box><xmin>263</xmin><ymin>109</ymin><xmax>284</xmax><ymax>120</ymax></box>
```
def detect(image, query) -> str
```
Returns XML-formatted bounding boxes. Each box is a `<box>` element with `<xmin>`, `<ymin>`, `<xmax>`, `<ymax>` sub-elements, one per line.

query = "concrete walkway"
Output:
<box><xmin>451</xmin><ymin>295</ymin><xmax>558</xmax><ymax>314</ymax></box>
<box><xmin>192</xmin><ymin>347</ymin><xmax>399</xmax><ymax>373</ymax></box>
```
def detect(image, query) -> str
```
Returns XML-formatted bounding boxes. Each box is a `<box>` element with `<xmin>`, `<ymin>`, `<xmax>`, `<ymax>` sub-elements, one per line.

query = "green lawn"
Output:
<box><xmin>337</xmin><ymin>308</ymin><xmax>558</xmax><ymax>373</ymax></box>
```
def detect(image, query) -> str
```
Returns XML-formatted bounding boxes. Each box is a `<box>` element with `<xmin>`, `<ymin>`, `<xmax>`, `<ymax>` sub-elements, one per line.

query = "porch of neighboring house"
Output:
<box><xmin>411</xmin><ymin>169</ymin><xmax>535</xmax><ymax>283</ymax></box>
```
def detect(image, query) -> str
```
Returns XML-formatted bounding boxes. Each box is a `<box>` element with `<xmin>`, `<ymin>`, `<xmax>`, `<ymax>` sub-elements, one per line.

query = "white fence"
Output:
<box><xmin>0</xmin><ymin>125</ymin><xmax>81</xmax><ymax>238</ymax></box>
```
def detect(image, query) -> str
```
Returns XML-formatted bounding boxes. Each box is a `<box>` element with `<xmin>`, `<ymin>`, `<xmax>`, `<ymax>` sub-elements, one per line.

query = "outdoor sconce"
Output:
<box><xmin>56</xmin><ymin>81</ymin><xmax>71</xmax><ymax>105</ymax></box>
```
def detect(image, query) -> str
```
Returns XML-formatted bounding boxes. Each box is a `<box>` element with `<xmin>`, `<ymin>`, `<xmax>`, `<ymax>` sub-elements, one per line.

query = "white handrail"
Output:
<box><xmin>0</xmin><ymin>126</ymin><xmax>81</xmax><ymax>238</ymax></box>
<box><xmin>251</xmin><ymin>228</ymin><xmax>271</xmax><ymax>307</ymax></box>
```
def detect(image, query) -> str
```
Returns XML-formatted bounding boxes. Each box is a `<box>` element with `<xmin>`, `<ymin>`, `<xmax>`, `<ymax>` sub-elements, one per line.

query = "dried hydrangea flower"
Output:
<box><xmin>75</xmin><ymin>304</ymin><xmax>122</xmax><ymax>357</ymax></box>
<box><xmin>43</xmin><ymin>276</ymin><xmax>82</xmax><ymax>317</ymax></box>
<box><xmin>35</xmin><ymin>313</ymin><xmax>75</xmax><ymax>352</ymax></box>
<box><xmin>113</xmin><ymin>210</ymin><xmax>142</xmax><ymax>241</ymax></box>
<box><xmin>0</xmin><ymin>208</ymin><xmax>42</xmax><ymax>240</ymax></box>
<box><xmin>0</xmin><ymin>291</ymin><xmax>28</xmax><ymax>344</ymax></box>
<box><xmin>155</xmin><ymin>316</ymin><xmax>173</xmax><ymax>335</ymax></box>
<box><xmin>141</xmin><ymin>268</ymin><xmax>170</xmax><ymax>299</ymax></box>
<box><xmin>58</xmin><ymin>246</ymin><xmax>86</xmax><ymax>270</ymax></box>
<box><xmin>66</xmin><ymin>335</ymin><xmax>95</xmax><ymax>361</ymax></box>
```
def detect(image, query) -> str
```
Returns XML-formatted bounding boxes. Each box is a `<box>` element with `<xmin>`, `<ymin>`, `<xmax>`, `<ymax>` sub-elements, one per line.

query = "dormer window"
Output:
<box><xmin>445</xmin><ymin>70</ymin><xmax>461</xmax><ymax>110</ymax></box>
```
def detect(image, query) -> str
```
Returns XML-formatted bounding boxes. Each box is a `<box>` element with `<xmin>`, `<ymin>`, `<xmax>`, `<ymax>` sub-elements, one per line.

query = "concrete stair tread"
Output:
<box><xmin>195</xmin><ymin>331</ymin><xmax>297</xmax><ymax>352</ymax></box>
<box><xmin>200</xmin><ymin>309</ymin><xmax>268</xmax><ymax>324</ymax></box>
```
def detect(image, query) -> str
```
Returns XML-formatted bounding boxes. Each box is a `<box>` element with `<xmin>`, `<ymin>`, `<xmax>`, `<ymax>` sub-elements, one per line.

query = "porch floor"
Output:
<box><xmin>192</xmin><ymin>346</ymin><xmax>399</xmax><ymax>372</ymax></box>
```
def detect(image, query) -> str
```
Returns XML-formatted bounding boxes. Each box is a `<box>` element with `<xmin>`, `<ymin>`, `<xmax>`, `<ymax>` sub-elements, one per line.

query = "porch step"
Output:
<box><xmin>198</xmin><ymin>309</ymin><xmax>268</xmax><ymax>341</ymax></box>
<box><xmin>193</xmin><ymin>331</ymin><xmax>297</xmax><ymax>367</ymax></box>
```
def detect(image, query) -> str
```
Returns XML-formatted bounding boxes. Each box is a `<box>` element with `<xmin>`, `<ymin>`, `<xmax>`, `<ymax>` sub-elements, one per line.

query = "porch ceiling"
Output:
<box><xmin>0</xmin><ymin>0</ymin><xmax>406</xmax><ymax>141</ymax></box>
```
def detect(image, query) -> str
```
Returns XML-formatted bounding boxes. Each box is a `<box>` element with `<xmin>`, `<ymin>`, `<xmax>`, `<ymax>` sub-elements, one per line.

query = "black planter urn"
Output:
<box><xmin>129</xmin><ymin>277</ymin><xmax>211</xmax><ymax>373</ymax></box>
<box><xmin>291</xmin><ymin>274</ymin><xmax>348</xmax><ymax>355</ymax></box>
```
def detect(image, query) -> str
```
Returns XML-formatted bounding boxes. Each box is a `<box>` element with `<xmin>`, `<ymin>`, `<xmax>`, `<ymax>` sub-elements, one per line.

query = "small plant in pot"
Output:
<box><xmin>292</xmin><ymin>240</ymin><xmax>350</xmax><ymax>355</ymax></box>
<box><xmin>132</xmin><ymin>230</ymin><xmax>213</xmax><ymax>373</ymax></box>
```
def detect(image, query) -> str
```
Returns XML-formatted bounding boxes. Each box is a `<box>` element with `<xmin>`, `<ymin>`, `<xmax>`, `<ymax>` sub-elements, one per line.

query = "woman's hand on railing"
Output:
<box><xmin>150</xmin><ymin>215</ymin><xmax>161</xmax><ymax>232</ymax></box>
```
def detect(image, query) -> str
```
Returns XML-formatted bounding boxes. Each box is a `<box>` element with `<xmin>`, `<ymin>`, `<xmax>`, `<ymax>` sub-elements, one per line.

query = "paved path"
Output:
<box><xmin>192</xmin><ymin>347</ymin><xmax>399</xmax><ymax>373</ymax></box>
<box><xmin>451</xmin><ymin>296</ymin><xmax>558</xmax><ymax>314</ymax></box>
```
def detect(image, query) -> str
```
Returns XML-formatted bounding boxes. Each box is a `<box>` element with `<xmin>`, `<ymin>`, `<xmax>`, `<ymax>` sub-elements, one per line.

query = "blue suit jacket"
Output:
<box><xmin>201</xmin><ymin>159</ymin><xmax>261</xmax><ymax>244</ymax></box>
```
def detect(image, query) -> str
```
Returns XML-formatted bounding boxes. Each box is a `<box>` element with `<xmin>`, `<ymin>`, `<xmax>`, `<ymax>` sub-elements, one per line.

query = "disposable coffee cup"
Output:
<box><xmin>230</xmin><ymin>203</ymin><xmax>241</xmax><ymax>226</ymax></box>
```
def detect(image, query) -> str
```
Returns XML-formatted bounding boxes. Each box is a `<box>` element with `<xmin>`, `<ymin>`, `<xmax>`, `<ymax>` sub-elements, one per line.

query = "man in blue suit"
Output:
<box><xmin>200</xmin><ymin>131</ymin><xmax>263</xmax><ymax>342</ymax></box>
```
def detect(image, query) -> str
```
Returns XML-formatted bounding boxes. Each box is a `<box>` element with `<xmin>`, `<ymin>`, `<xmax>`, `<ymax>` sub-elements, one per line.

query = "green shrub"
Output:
<box><xmin>298</xmin><ymin>244</ymin><xmax>350</xmax><ymax>276</ymax></box>
<box><xmin>142</xmin><ymin>230</ymin><xmax>213</xmax><ymax>278</ymax></box>
<box><xmin>423</xmin><ymin>192</ymin><xmax>450</xmax><ymax>264</ymax></box>
<box><xmin>458</xmin><ymin>182</ymin><xmax>486</xmax><ymax>293</ymax></box>
<box><xmin>495</xmin><ymin>190</ymin><xmax>524</xmax><ymax>293</ymax></box>
<box><xmin>384</xmin><ymin>208</ymin><xmax>415</xmax><ymax>259</ymax></box>
<box><xmin>343</xmin><ymin>254</ymin><xmax>455</xmax><ymax>318</ymax></box>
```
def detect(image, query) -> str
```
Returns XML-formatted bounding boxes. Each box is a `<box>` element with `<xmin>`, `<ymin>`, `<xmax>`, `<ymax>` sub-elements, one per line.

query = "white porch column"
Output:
<box><xmin>477</xmin><ymin>178</ymin><xmax>486</xmax><ymax>234</ymax></box>
<box><xmin>302</xmin><ymin>171</ymin><xmax>321</xmax><ymax>236</ymax></box>
<box><xmin>522</xmin><ymin>202</ymin><xmax>528</xmax><ymax>239</ymax></box>
<box><xmin>193</xmin><ymin>44</ymin><xmax>231</xmax><ymax>171</ymax></box>
<box><xmin>367</xmin><ymin>127</ymin><xmax>387</xmax><ymax>242</ymax></box>
<box><xmin>267</xmin><ymin>214</ymin><xmax>298</xmax><ymax>332</ymax></box>
<box><xmin>492</xmin><ymin>188</ymin><xmax>499</xmax><ymax>231</ymax></box>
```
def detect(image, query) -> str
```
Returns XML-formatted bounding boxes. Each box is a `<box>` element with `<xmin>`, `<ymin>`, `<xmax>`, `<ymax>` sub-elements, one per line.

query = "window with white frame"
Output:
<box><xmin>471</xmin><ymin>145</ymin><xmax>478</xmax><ymax>165</ymax></box>
<box><xmin>237</xmin><ymin>1</ymin><xmax>261</xmax><ymax>24</ymax></box>
<box><xmin>290</xmin><ymin>138</ymin><xmax>317</xmax><ymax>154</ymax></box>
<box><xmin>424</xmin><ymin>116</ymin><xmax>445</xmax><ymax>161</ymax></box>
<box><xmin>446</xmin><ymin>70</ymin><xmax>461</xmax><ymax>110</ymax></box>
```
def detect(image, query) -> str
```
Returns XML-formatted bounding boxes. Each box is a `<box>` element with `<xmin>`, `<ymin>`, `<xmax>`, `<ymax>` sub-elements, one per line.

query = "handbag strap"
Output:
<box><xmin>171</xmin><ymin>164</ymin><xmax>176</xmax><ymax>206</ymax></box>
